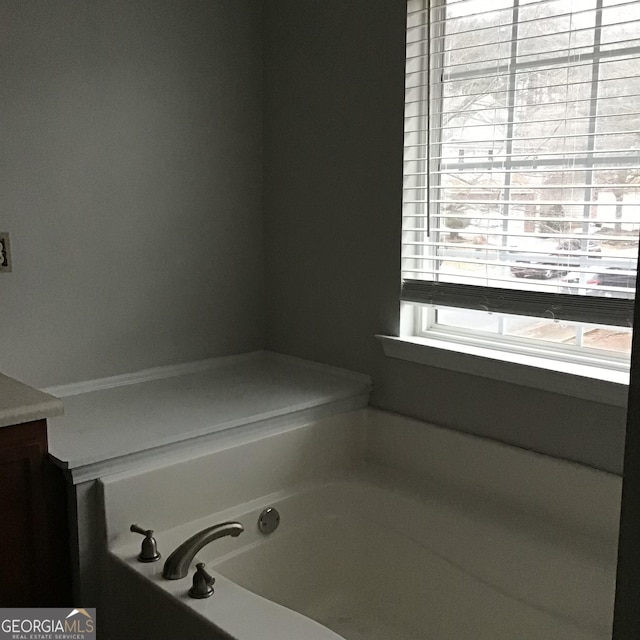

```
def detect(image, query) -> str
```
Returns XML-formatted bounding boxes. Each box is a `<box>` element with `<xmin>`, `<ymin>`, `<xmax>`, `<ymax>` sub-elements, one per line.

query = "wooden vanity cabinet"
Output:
<box><xmin>0</xmin><ymin>419</ymin><xmax>71</xmax><ymax>606</ymax></box>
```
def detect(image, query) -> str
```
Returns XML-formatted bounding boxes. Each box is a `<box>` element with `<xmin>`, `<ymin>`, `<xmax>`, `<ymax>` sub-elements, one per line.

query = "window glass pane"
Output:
<box><xmin>404</xmin><ymin>0</ymin><xmax>640</xmax><ymax>297</ymax></box>
<box><xmin>435</xmin><ymin>307</ymin><xmax>501</xmax><ymax>333</ymax></box>
<box><xmin>601</xmin><ymin>1</ymin><xmax>640</xmax><ymax>49</ymax></box>
<box><xmin>503</xmin><ymin>315</ymin><xmax>577</xmax><ymax>346</ymax></box>
<box><xmin>512</xmin><ymin>65</ymin><xmax>593</xmax><ymax>154</ymax></box>
<box><xmin>518</xmin><ymin>1</ymin><xmax>597</xmax><ymax>61</ymax></box>
<box><xmin>431</xmin><ymin>306</ymin><xmax>632</xmax><ymax>354</ymax></box>
<box><xmin>583</xmin><ymin>326</ymin><xmax>633</xmax><ymax>352</ymax></box>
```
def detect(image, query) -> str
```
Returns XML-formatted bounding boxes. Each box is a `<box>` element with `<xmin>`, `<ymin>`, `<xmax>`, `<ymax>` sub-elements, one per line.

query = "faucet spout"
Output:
<box><xmin>162</xmin><ymin>521</ymin><xmax>244</xmax><ymax>580</ymax></box>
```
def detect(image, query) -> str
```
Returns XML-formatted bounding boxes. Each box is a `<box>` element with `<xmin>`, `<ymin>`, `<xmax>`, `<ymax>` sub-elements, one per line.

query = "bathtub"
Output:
<box><xmin>103</xmin><ymin>409</ymin><xmax>619</xmax><ymax>640</ymax></box>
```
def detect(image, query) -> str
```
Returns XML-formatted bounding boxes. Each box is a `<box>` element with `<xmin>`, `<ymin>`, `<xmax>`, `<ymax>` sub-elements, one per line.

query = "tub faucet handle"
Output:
<box><xmin>130</xmin><ymin>524</ymin><xmax>161</xmax><ymax>563</ymax></box>
<box><xmin>189</xmin><ymin>563</ymin><xmax>215</xmax><ymax>599</ymax></box>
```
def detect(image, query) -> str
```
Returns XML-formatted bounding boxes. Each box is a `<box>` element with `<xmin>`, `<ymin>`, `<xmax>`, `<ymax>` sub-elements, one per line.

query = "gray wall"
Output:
<box><xmin>0</xmin><ymin>0</ymin><xmax>626</xmax><ymax>472</ymax></box>
<box><xmin>263</xmin><ymin>0</ymin><xmax>627</xmax><ymax>474</ymax></box>
<box><xmin>0</xmin><ymin>0</ymin><xmax>263</xmax><ymax>387</ymax></box>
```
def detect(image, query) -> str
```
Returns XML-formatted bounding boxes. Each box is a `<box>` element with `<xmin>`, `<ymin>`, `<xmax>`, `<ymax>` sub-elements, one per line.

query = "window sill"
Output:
<box><xmin>376</xmin><ymin>334</ymin><xmax>629</xmax><ymax>408</ymax></box>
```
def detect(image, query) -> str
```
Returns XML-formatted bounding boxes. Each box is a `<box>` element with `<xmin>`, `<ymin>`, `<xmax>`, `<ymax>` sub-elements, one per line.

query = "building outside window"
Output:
<box><xmin>402</xmin><ymin>0</ymin><xmax>640</xmax><ymax>375</ymax></box>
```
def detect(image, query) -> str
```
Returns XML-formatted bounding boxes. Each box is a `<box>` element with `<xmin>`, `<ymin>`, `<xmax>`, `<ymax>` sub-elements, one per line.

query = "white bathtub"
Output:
<box><xmin>103</xmin><ymin>409</ymin><xmax>620</xmax><ymax>640</ymax></box>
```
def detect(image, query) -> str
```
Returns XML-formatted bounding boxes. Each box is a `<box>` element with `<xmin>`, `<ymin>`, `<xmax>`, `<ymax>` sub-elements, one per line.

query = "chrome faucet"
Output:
<box><xmin>162</xmin><ymin>521</ymin><xmax>244</xmax><ymax>580</ymax></box>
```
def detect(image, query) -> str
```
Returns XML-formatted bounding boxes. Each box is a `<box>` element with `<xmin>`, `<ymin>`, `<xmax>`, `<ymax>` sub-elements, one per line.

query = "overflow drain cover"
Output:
<box><xmin>258</xmin><ymin>507</ymin><xmax>280</xmax><ymax>534</ymax></box>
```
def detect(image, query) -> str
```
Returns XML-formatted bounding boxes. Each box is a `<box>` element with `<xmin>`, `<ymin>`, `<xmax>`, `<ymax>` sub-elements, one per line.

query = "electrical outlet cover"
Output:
<box><xmin>0</xmin><ymin>232</ymin><xmax>12</xmax><ymax>272</ymax></box>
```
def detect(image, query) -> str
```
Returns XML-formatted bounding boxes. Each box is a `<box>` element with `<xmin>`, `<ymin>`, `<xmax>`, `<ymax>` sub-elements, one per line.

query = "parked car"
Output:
<box><xmin>559</xmin><ymin>271</ymin><xmax>600</xmax><ymax>293</ymax></box>
<box><xmin>598</xmin><ymin>267</ymin><xmax>637</xmax><ymax>297</ymax></box>
<box><xmin>510</xmin><ymin>239</ymin><xmax>602</xmax><ymax>279</ymax></box>
<box><xmin>560</xmin><ymin>268</ymin><xmax>636</xmax><ymax>298</ymax></box>
<box><xmin>510</xmin><ymin>262</ymin><xmax>565</xmax><ymax>279</ymax></box>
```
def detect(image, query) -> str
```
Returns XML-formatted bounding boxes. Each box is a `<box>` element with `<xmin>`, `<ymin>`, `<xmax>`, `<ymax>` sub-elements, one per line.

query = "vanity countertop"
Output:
<box><xmin>46</xmin><ymin>351</ymin><xmax>371</xmax><ymax>483</ymax></box>
<box><xmin>0</xmin><ymin>373</ymin><xmax>64</xmax><ymax>428</ymax></box>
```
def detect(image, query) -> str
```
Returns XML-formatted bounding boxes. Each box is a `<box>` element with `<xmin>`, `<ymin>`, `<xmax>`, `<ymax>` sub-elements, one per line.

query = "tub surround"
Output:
<box><xmin>0</xmin><ymin>372</ymin><xmax>63</xmax><ymax>427</ymax></box>
<box><xmin>47</xmin><ymin>350</ymin><xmax>371</xmax><ymax>484</ymax></box>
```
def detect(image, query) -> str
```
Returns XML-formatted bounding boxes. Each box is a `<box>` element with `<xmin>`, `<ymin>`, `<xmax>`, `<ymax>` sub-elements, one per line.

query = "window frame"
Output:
<box><xmin>401</xmin><ymin>0</ymin><xmax>640</xmax><ymax>371</ymax></box>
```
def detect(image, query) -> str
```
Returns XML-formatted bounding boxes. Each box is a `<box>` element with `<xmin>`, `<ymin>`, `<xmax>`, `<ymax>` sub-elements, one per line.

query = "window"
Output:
<box><xmin>402</xmin><ymin>0</ymin><xmax>640</xmax><ymax>373</ymax></box>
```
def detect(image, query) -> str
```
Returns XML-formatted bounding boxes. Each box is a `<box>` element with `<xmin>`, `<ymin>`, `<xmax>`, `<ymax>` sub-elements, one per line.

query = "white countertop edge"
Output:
<box><xmin>377</xmin><ymin>334</ymin><xmax>629</xmax><ymax>408</ymax></box>
<box><xmin>0</xmin><ymin>398</ymin><xmax>64</xmax><ymax>428</ymax></box>
<box><xmin>56</xmin><ymin>394</ymin><xmax>369</xmax><ymax>485</ymax></box>
<box><xmin>0</xmin><ymin>371</ymin><xmax>64</xmax><ymax>428</ymax></box>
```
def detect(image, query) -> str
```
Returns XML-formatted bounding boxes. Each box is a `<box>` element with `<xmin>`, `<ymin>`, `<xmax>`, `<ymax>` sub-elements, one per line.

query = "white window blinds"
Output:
<box><xmin>402</xmin><ymin>0</ymin><xmax>640</xmax><ymax>326</ymax></box>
